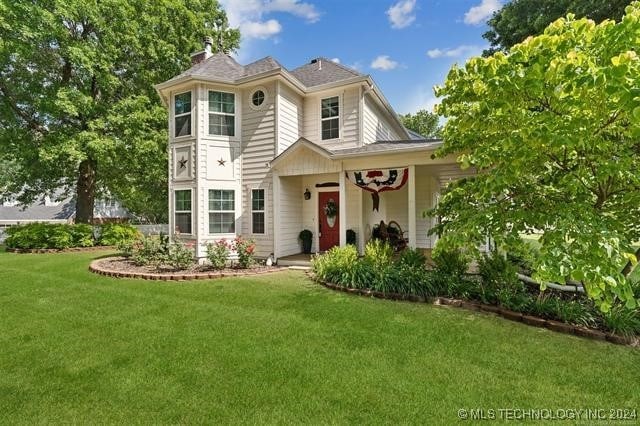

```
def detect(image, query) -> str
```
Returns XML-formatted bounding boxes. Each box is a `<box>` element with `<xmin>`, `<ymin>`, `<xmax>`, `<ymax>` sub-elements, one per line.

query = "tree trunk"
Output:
<box><xmin>622</xmin><ymin>247</ymin><xmax>640</xmax><ymax>277</ymax></box>
<box><xmin>75</xmin><ymin>159</ymin><xmax>96</xmax><ymax>224</ymax></box>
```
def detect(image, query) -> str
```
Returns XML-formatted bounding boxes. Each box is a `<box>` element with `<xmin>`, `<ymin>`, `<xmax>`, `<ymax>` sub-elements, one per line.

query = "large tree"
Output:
<box><xmin>483</xmin><ymin>0</ymin><xmax>632</xmax><ymax>55</ymax></box>
<box><xmin>432</xmin><ymin>3</ymin><xmax>640</xmax><ymax>311</ymax></box>
<box><xmin>400</xmin><ymin>109</ymin><xmax>442</xmax><ymax>138</ymax></box>
<box><xmin>0</xmin><ymin>0</ymin><xmax>239</xmax><ymax>223</ymax></box>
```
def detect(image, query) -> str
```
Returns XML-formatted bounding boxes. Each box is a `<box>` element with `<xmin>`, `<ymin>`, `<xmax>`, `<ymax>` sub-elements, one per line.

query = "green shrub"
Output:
<box><xmin>384</xmin><ymin>263</ymin><xmax>431</xmax><ymax>296</ymax></box>
<box><xmin>99</xmin><ymin>223</ymin><xmax>140</xmax><ymax>246</ymax></box>
<box><xmin>206</xmin><ymin>239</ymin><xmax>230</xmax><ymax>270</ymax></box>
<box><xmin>164</xmin><ymin>241</ymin><xmax>194</xmax><ymax>270</ymax></box>
<box><xmin>5</xmin><ymin>223</ymin><xmax>95</xmax><ymax>249</ymax></box>
<box><xmin>132</xmin><ymin>235</ymin><xmax>164</xmax><ymax>266</ymax></box>
<box><xmin>553</xmin><ymin>299</ymin><xmax>597</xmax><ymax>328</ymax></box>
<box><xmin>234</xmin><ymin>236</ymin><xmax>256</xmax><ymax>269</ymax></box>
<box><xmin>602</xmin><ymin>305</ymin><xmax>640</xmax><ymax>337</ymax></box>
<box><xmin>398</xmin><ymin>248</ymin><xmax>427</xmax><ymax>269</ymax></box>
<box><xmin>69</xmin><ymin>224</ymin><xmax>95</xmax><ymax>247</ymax></box>
<box><xmin>312</xmin><ymin>245</ymin><xmax>360</xmax><ymax>286</ymax></box>
<box><xmin>431</xmin><ymin>246</ymin><xmax>469</xmax><ymax>279</ymax></box>
<box><xmin>478</xmin><ymin>251</ymin><xmax>519</xmax><ymax>305</ymax></box>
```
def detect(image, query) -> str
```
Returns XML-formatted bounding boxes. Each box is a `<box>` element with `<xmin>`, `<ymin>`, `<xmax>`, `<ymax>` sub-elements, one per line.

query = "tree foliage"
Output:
<box><xmin>432</xmin><ymin>2</ymin><xmax>640</xmax><ymax>311</ymax></box>
<box><xmin>400</xmin><ymin>109</ymin><xmax>442</xmax><ymax>138</ymax></box>
<box><xmin>483</xmin><ymin>0</ymin><xmax>632</xmax><ymax>55</ymax></box>
<box><xmin>0</xmin><ymin>0</ymin><xmax>239</xmax><ymax>222</ymax></box>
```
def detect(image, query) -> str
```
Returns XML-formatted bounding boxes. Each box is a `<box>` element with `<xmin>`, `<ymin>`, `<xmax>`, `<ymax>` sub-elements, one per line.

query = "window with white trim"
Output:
<box><xmin>321</xmin><ymin>96</ymin><xmax>339</xmax><ymax>140</ymax></box>
<box><xmin>208</xmin><ymin>91</ymin><xmax>235</xmax><ymax>136</ymax></box>
<box><xmin>209</xmin><ymin>189</ymin><xmax>235</xmax><ymax>234</ymax></box>
<box><xmin>251</xmin><ymin>189</ymin><xmax>265</xmax><ymax>234</ymax></box>
<box><xmin>174</xmin><ymin>92</ymin><xmax>191</xmax><ymax>137</ymax></box>
<box><xmin>174</xmin><ymin>190</ymin><xmax>192</xmax><ymax>234</ymax></box>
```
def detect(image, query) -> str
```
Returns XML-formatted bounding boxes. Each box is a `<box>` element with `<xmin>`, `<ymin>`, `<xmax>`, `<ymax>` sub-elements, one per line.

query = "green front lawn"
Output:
<box><xmin>0</xmin><ymin>250</ymin><xmax>638</xmax><ymax>423</ymax></box>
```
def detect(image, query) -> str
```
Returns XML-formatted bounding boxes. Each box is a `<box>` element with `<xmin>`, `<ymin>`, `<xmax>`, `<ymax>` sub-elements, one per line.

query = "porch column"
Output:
<box><xmin>339</xmin><ymin>170</ymin><xmax>347</xmax><ymax>246</ymax></box>
<box><xmin>407</xmin><ymin>165</ymin><xmax>416</xmax><ymax>248</ymax></box>
<box><xmin>272</xmin><ymin>171</ymin><xmax>281</xmax><ymax>259</ymax></box>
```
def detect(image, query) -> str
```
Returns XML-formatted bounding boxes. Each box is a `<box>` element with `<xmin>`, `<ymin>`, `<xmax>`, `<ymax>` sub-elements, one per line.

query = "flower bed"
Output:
<box><xmin>310</xmin><ymin>273</ymin><xmax>636</xmax><ymax>346</ymax></box>
<box><xmin>90</xmin><ymin>257</ymin><xmax>285</xmax><ymax>281</ymax></box>
<box><xmin>311</xmin><ymin>242</ymin><xmax>640</xmax><ymax>346</ymax></box>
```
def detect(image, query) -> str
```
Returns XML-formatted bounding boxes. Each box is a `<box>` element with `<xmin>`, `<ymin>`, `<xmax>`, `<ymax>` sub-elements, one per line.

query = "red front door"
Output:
<box><xmin>318</xmin><ymin>191</ymin><xmax>340</xmax><ymax>252</ymax></box>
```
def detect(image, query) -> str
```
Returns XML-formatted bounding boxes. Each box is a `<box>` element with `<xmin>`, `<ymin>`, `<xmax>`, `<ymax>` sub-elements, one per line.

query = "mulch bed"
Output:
<box><xmin>6</xmin><ymin>246</ymin><xmax>116</xmax><ymax>254</ymax></box>
<box><xmin>89</xmin><ymin>256</ymin><xmax>287</xmax><ymax>281</ymax></box>
<box><xmin>307</xmin><ymin>272</ymin><xmax>638</xmax><ymax>347</ymax></box>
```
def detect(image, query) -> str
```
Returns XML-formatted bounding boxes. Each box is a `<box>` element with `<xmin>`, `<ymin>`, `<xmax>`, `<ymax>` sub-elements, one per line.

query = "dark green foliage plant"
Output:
<box><xmin>431</xmin><ymin>247</ymin><xmax>469</xmax><ymax>279</ymax></box>
<box><xmin>602</xmin><ymin>305</ymin><xmax>640</xmax><ymax>337</ymax></box>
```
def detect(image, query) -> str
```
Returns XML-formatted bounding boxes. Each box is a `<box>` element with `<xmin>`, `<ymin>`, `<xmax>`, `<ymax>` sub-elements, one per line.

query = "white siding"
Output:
<box><xmin>274</xmin><ymin>146</ymin><xmax>340</xmax><ymax>177</ymax></box>
<box><xmin>239</xmin><ymin>81</ymin><xmax>277</xmax><ymax>257</ymax></box>
<box><xmin>277</xmin><ymin>83</ymin><xmax>303</xmax><ymax>154</ymax></box>
<box><xmin>362</xmin><ymin>96</ymin><xmax>402</xmax><ymax>143</ymax></box>
<box><xmin>278</xmin><ymin>176</ymin><xmax>303</xmax><ymax>256</ymax></box>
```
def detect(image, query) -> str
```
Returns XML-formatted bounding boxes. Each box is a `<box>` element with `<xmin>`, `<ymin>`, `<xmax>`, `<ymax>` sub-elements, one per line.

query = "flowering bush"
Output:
<box><xmin>206</xmin><ymin>239</ymin><xmax>230</xmax><ymax>270</ymax></box>
<box><xmin>234</xmin><ymin>236</ymin><xmax>256</xmax><ymax>268</ymax></box>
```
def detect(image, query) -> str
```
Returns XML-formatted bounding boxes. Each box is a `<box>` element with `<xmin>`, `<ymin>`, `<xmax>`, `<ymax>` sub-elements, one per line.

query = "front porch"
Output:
<box><xmin>270</xmin><ymin>139</ymin><xmax>471</xmax><ymax>262</ymax></box>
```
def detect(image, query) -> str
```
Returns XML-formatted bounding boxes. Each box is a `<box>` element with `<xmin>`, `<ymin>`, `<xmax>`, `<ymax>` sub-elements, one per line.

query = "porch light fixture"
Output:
<box><xmin>304</xmin><ymin>188</ymin><xmax>311</xmax><ymax>200</ymax></box>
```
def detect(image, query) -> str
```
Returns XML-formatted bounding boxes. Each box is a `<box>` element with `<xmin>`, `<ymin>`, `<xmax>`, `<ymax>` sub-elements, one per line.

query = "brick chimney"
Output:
<box><xmin>190</xmin><ymin>36</ymin><xmax>214</xmax><ymax>65</ymax></box>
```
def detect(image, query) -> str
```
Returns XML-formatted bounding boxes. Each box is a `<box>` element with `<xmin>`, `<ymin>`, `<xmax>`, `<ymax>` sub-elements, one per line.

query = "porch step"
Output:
<box><xmin>286</xmin><ymin>265</ymin><xmax>311</xmax><ymax>271</ymax></box>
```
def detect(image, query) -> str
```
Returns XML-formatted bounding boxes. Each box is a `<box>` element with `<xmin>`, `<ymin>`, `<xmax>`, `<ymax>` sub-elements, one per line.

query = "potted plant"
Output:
<box><xmin>298</xmin><ymin>229</ymin><xmax>313</xmax><ymax>254</ymax></box>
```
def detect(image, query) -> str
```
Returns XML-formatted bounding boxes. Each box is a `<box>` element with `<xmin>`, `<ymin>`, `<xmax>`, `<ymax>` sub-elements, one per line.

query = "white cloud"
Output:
<box><xmin>240</xmin><ymin>19</ymin><xmax>283</xmax><ymax>39</ymax></box>
<box><xmin>387</xmin><ymin>0</ymin><xmax>417</xmax><ymax>29</ymax></box>
<box><xmin>426</xmin><ymin>45</ymin><xmax>486</xmax><ymax>59</ymax></box>
<box><xmin>330</xmin><ymin>57</ymin><xmax>340</xmax><ymax>63</ymax></box>
<box><xmin>371</xmin><ymin>55</ymin><xmax>399</xmax><ymax>71</ymax></box>
<box><xmin>220</xmin><ymin>0</ymin><xmax>321</xmax><ymax>60</ymax></box>
<box><xmin>265</xmin><ymin>0</ymin><xmax>321</xmax><ymax>23</ymax></box>
<box><xmin>464</xmin><ymin>0</ymin><xmax>501</xmax><ymax>25</ymax></box>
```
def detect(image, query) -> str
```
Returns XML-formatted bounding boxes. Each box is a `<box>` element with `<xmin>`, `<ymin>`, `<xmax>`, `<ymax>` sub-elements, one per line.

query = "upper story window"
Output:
<box><xmin>174</xmin><ymin>91</ymin><xmax>192</xmax><ymax>137</ymax></box>
<box><xmin>209</xmin><ymin>91</ymin><xmax>235</xmax><ymax>136</ymax></box>
<box><xmin>252</xmin><ymin>90</ymin><xmax>265</xmax><ymax>107</ymax></box>
<box><xmin>321</xmin><ymin>96</ymin><xmax>339</xmax><ymax>140</ymax></box>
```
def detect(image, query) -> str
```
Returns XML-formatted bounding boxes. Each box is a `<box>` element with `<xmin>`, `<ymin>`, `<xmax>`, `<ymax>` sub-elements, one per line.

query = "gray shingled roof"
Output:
<box><xmin>289</xmin><ymin>58</ymin><xmax>363</xmax><ymax>87</ymax></box>
<box><xmin>163</xmin><ymin>54</ymin><xmax>364</xmax><ymax>88</ymax></box>
<box><xmin>0</xmin><ymin>199</ymin><xmax>75</xmax><ymax>222</ymax></box>
<box><xmin>165</xmin><ymin>53</ymin><xmax>247</xmax><ymax>84</ymax></box>
<box><xmin>330</xmin><ymin>139</ymin><xmax>443</xmax><ymax>156</ymax></box>
<box><xmin>243</xmin><ymin>56</ymin><xmax>282</xmax><ymax>76</ymax></box>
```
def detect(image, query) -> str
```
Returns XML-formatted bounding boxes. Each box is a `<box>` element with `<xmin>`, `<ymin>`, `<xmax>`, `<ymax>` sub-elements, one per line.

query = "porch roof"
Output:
<box><xmin>270</xmin><ymin>137</ymin><xmax>444</xmax><ymax>169</ymax></box>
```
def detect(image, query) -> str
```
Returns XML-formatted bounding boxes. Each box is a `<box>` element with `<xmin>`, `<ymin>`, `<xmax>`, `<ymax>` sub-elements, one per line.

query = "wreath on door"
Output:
<box><xmin>323</xmin><ymin>199</ymin><xmax>338</xmax><ymax>218</ymax></box>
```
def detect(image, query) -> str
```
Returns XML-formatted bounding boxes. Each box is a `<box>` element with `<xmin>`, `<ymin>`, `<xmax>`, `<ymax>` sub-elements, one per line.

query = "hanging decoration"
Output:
<box><xmin>346</xmin><ymin>168</ymin><xmax>409</xmax><ymax>211</ymax></box>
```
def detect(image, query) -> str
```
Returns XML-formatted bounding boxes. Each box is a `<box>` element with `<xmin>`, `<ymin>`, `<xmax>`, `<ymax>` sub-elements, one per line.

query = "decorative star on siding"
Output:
<box><xmin>218</xmin><ymin>158</ymin><xmax>226</xmax><ymax>166</ymax></box>
<box><xmin>178</xmin><ymin>156</ymin><xmax>188</xmax><ymax>169</ymax></box>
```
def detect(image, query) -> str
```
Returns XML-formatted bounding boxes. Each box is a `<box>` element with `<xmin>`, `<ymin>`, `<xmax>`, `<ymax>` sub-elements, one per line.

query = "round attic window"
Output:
<box><xmin>251</xmin><ymin>90</ymin><xmax>265</xmax><ymax>107</ymax></box>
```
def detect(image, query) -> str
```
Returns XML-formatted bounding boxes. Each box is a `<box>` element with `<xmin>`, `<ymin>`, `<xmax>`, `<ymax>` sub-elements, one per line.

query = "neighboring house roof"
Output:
<box><xmin>289</xmin><ymin>58</ymin><xmax>364</xmax><ymax>88</ymax></box>
<box><xmin>406</xmin><ymin>128</ymin><xmax>427</xmax><ymax>140</ymax></box>
<box><xmin>270</xmin><ymin>137</ymin><xmax>443</xmax><ymax>168</ymax></box>
<box><xmin>0</xmin><ymin>199</ymin><xmax>75</xmax><ymax>222</ymax></box>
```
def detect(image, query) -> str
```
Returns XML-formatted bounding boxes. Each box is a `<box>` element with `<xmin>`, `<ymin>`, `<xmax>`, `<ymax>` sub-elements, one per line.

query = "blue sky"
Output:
<box><xmin>219</xmin><ymin>0</ymin><xmax>502</xmax><ymax>114</ymax></box>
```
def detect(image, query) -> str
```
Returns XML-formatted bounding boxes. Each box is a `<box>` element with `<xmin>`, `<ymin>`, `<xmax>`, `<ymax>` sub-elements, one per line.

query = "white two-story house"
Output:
<box><xmin>155</xmin><ymin>41</ymin><xmax>467</xmax><ymax>262</ymax></box>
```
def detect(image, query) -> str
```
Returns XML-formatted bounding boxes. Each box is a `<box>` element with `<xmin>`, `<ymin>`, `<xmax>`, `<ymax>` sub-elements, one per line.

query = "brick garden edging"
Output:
<box><xmin>308</xmin><ymin>273</ymin><xmax>637</xmax><ymax>347</ymax></box>
<box><xmin>89</xmin><ymin>257</ymin><xmax>288</xmax><ymax>281</ymax></box>
<box><xmin>6</xmin><ymin>246</ymin><xmax>117</xmax><ymax>254</ymax></box>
